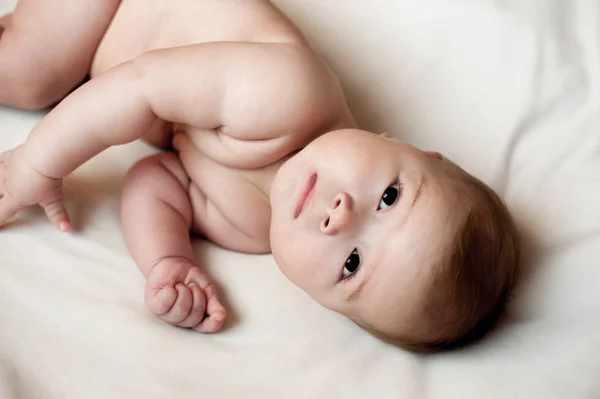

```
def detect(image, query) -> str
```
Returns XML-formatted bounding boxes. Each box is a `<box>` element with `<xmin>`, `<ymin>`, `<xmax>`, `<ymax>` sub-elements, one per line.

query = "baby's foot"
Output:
<box><xmin>144</xmin><ymin>257</ymin><xmax>227</xmax><ymax>333</ymax></box>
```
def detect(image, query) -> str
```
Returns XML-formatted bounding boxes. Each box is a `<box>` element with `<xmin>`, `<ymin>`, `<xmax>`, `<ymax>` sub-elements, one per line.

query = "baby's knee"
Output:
<box><xmin>0</xmin><ymin>23</ymin><xmax>83</xmax><ymax>109</ymax></box>
<box><xmin>9</xmin><ymin>80</ymin><xmax>62</xmax><ymax>110</ymax></box>
<box><xmin>0</xmin><ymin>57</ymin><xmax>64</xmax><ymax>110</ymax></box>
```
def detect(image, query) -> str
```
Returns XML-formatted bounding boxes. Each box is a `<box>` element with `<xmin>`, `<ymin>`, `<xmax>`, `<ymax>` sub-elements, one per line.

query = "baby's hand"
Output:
<box><xmin>0</xmin><ymin>146</ymin><xmax>71</xmax><ymax>230</ymax></box>
<box><xmin>145</xmin><ymin>257</ymin><xmax>227</xmax><ymax>333</ymax></box>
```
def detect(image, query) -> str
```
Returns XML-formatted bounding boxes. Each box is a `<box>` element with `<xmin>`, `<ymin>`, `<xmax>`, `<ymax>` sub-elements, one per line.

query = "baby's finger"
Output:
<box><xmin>193</xmin><ymin>284</ymin><xmax>226</xmax><ymax>333</ymax></box>
<box><xmin>41</xmin><ymin>198</ymin><xmax>71</xmax><ymax>232</ymax></box>
<box><xmin>193</xmin><ymin>309</ymin><xmax>226</xmax><ymax>333</ymax></box>
<box><xmin>145</xmin><ymin>284</ymin><xmax>177</xmax><ymax>316</ymax></box>
<box><xmin>160</xmin><ymin>283</ymin><xmax>193</xmax><ymax>325</ymax></box>
<box><xmin>204</xmin><ymin>282</ymin><xmax>227</xmax><ymax>319</ymax></box>
<box><xmin>177</xmin><ymin>283</ymin><xmax>206</xmax><ymax>328</ymax></box>
<box><xmin>0</xmin><ymin>196</ymin><xmax>21</xmax><ymax>227</ymax></box>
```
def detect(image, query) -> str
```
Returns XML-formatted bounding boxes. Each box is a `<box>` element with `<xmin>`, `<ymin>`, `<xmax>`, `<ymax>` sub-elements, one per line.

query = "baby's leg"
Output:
<box><xmin>121</xmin><ymin>152</ymin><xmax>226</xmax><ymax>333</ymax></box>
<box><xmin>0</xmin><ymin>0</ymin><xmax>120</xmax><ymax>109</ymax></box>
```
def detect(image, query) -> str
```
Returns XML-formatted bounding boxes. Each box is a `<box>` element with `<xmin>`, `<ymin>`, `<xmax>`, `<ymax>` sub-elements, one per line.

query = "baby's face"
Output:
<box><xmin>269</xmin><ymin>129</ymin><xmax>467</xmax><ymax>336</ymax></box>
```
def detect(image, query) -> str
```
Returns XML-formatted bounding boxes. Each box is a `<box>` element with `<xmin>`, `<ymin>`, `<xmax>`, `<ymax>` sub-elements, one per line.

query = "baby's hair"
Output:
<box><xmin>359</xmin><ymin>160</ymin><xmax>520</xmax><ymax>352</ymax></box>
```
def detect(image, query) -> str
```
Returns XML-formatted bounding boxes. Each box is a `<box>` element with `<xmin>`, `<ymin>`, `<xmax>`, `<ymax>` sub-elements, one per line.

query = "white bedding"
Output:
<box><xmin>1</xmin><ymin>0</ymin><xmax>599</xmax><ymax>397</ymax></box>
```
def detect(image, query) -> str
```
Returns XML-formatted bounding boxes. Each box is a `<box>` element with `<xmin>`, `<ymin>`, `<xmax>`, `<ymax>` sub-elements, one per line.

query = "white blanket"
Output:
<box><xmin>1</xmin><ymin>0</ymin><xmax>599</xmax><ymax>397</ymax></box>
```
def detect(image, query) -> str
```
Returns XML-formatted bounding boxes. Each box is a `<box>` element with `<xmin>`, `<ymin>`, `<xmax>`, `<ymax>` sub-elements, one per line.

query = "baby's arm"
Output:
<box><xmin>0</xmin><ymin>41</ymin><xmax>326</xmax><ymax>228</ymax></box>
<box><xmin>121</xmin><ymin>152</ymin><xmax>226</xmax><ymax>333</ymax></box>
<box><xmin>0</xmin><ymin>57</ymin><xmax>163</xmax><ymax>228</ymax></box>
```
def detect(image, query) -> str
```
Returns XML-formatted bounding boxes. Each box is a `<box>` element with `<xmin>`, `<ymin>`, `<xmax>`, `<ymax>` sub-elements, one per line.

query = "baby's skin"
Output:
<box><xmin>0</xmin><ymin>0</ymin><xmax>356</xmax><ymax>332</ymax></box>
<box><xmin>0</xmin><ymin>0</ymin><xmax>464</xmax><ymax>336</ymax></box>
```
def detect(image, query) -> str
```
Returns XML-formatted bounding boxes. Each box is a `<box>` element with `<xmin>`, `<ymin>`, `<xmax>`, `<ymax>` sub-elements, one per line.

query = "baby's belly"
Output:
<box><xmin>90</xmin><ymin>0</ymin><xmax>304</xmax><ymax>76</ymax></box>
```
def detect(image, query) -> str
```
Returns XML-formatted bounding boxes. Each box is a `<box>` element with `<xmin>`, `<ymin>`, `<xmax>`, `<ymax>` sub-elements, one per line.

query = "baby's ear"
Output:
<box><xmin>425</xmin><ymin>151</ymin><xmax>443</xmax><ymax>160</ymax></box>
<box><xmin>380</xmin><ymin>132</ymin><xmax>396</xmax><ymax>139</ymax></box>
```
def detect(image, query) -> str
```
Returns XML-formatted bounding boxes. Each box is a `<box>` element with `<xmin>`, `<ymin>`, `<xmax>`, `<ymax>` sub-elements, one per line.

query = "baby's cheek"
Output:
<box><xmin>270</xmin><ymin>219</ymin><xmax>328</xmax><ymax>294</ymax></box>
<box><xmin>274</xmin><ymin>245</ymin><xmax>315</xmax><ymax>291</ymax></box>
<box><xmin>270</xmin><ymin>229</ymin><xmax>302</xmax><ymax>280</ymax></box>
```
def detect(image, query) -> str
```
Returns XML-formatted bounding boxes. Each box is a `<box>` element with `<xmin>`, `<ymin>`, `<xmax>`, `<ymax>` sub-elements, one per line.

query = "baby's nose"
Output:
<box><xmin>320</xmin><ymin>192</ymin><xmax>354</xmax><ymax>235</ymax></box>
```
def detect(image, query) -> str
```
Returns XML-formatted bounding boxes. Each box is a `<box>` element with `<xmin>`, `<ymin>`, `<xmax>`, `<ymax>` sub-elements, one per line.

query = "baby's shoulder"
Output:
<box><xmin>183</xmin><ymin>45</ymin><xmax>354</xmax><ymax>169</ymax></box>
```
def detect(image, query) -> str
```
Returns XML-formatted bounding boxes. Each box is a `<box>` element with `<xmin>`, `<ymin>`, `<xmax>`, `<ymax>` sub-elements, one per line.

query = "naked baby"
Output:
<box><xmin>0</xmin><ymin>0</ymin><xmax>519</xmax><ymax>350</ymax></box>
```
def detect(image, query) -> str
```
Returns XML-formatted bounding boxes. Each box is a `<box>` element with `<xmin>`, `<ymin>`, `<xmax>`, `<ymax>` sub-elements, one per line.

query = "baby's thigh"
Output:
<box><xmin>9</xmin><ymin>0</ymin><xmax>120</xmax><ymax>52</ymax></box>
<box><xmin>0</xmin><ymin>0</ymin><xmax>121</xmax><ymax>108</ymax></box>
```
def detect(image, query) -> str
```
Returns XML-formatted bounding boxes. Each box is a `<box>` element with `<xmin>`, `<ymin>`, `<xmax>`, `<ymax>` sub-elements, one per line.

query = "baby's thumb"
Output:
<box><xmin>41</xmin><ymin>199</ymin><xmax>71</xmax><ymax>232</ymax></box>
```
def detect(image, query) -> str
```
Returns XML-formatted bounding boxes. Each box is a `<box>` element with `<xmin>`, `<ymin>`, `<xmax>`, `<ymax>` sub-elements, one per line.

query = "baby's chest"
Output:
<box><xmin>190</xmin><ymin>165</ymin><xmax>274</xmax><ymax>252</ymax></box>
<box><xmin>174</xmin><ymin>131</ymin><xmax>287</xmax><ymax>250</ymax></box>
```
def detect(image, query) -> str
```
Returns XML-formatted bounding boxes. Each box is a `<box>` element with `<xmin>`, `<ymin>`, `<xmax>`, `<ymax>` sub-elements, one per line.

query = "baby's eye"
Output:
<box><xmin>377</xmin><ymin>182</ymin><xmax>401</xmax><ymax>210</ymax></box>
<box><xmin>343</xmin><ymin>249</ymin><xmax>360</xmax><ymax>279</ymax></box>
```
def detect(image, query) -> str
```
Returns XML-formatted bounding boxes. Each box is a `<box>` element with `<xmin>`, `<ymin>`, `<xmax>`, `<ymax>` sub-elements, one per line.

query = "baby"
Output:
<box><xmin>0</xmin><ymin>0</ymin><xmax>519</xmax><ymax>350</ymax></box>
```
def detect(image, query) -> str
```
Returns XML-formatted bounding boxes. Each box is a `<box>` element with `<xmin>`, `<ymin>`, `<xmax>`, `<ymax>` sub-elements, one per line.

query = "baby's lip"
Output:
<box><xmin>294</xmin><ymin>173</ymin><xmax>317</xmax><ymax>219</ymax></box>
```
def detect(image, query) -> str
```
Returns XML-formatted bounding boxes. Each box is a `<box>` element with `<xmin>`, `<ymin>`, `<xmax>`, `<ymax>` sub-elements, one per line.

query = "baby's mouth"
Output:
<box><xmin>294</xmin><ymin>173</ymin><xmax>317</xmax><ymax>219</ymax></box>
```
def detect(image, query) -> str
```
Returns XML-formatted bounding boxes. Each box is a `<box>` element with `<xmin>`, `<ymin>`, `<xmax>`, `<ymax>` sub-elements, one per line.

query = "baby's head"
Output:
<box><xmin>269</xmin><ymin>129</ymin><xmax>519</xmax><ymax>351</ymax></box>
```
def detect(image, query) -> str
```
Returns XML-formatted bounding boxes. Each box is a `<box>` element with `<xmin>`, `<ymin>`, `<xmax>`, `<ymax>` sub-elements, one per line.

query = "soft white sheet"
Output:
<box><xmin>1</xmin><ymin>0</ymin><xmax>599</xmax><ymax>398</ymax></box>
